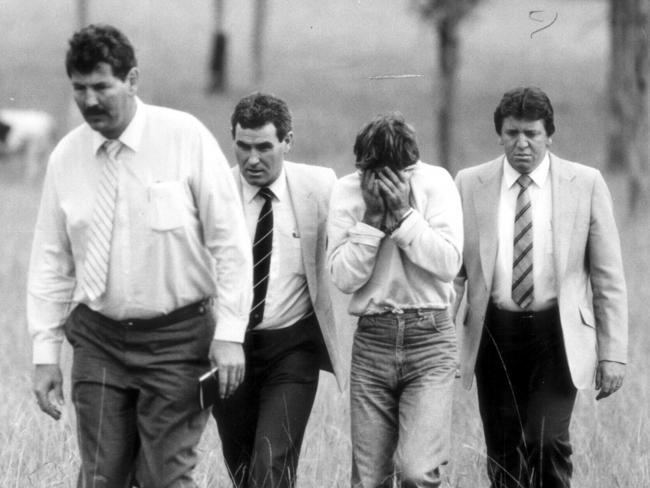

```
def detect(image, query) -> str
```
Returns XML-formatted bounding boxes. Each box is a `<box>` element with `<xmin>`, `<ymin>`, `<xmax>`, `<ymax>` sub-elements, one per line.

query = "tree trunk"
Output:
<box><xmin>77</xmin><ymin>0</ymin><xmax>89</xmax><ymax>27</ymax></box>
<box><xmin>252</xmin><ymin>0</ymin><xmax>267</xmax><ymax>85</ymax></box>
<box><xmin>436</xmin><ymin>15</ymin><xmax>459</xmax><ymax>171</ymax></box>
<box><xmin>208</xmin><ymin>0</ymin><xmax>228</xmax><ymax>93</ymax></box>
<box><xmin>608</xmin><ymin>0</ymin><xmax>649</xmax><ymax>212</ymax></box>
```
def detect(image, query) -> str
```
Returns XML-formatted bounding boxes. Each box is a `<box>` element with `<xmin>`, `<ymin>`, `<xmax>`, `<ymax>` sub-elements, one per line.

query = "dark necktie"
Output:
<box><xmin>249</xmin><ymin>187</ymin><xmax>274</xmax><ymax>328</ymax></box>
<box><xmin>512</xmin><ymin>174</ymin><xmax>534</xmax><ymax>309</ymax></box>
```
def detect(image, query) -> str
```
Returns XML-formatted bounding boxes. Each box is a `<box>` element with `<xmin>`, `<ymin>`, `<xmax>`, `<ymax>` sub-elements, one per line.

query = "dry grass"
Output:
<box><xmin>1</xmin><ymin>0</ymin><xmax>648</xmax><ymax>486</ymax></box>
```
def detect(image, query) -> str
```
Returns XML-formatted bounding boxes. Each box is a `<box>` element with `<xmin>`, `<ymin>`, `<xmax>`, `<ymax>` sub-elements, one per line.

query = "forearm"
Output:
<box><xmin>327</xmin><ymin>221</ymin><xmax>383</xmax><ymax>294</ymax></box>
<box><xmin>390</xmin><ymin>210</ymin><xmax>462</xmax><ymax>281</ymax></box>
<box><xmin>28</xmin><ymin>173</ymin><xmax>76</xmax><ymax>365</ymax></box>
<box><xmin>588</xmin><ymin>175</ymin><xmax>628</xmax><ymax>362</ymax></box>
<box><xmin>211</xmin><ymin>243</ymin><xmax>252</xmax><ymax>343</ymax></box>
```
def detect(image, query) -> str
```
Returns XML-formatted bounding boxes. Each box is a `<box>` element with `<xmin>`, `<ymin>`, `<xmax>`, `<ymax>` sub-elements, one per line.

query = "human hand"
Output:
<box><xmin>375</xmin><ymin>167</ymin><xmax>411</xmax><ymax>225</ymax></box>
<box><xmin>595</xmin><ymin>360</ymin><xmax>626</xmax><ymax>400</ymax></box>
<box><xmin>360</xmin><ymin>169</ymin><xmax>386</xmax><ymax>229</ymax></box>
<box><xmin>33</xmin><ymin>364</ymin><xmax>64</xmax><ymax>420</ymax></box>
<box><xmin>209</xmin><ymin>340</ymin><xmax>246</xmax><ymax>399</ymax></box>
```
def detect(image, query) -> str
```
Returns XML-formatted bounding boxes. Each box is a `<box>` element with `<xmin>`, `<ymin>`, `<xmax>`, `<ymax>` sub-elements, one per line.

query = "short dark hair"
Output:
<box><xmin>230</xmin><ymin>93</ymin><xmax>292</xmax><ymax>141</ymax></box>
<box><xmin>493</xmin><ymin>87</ymin><xmax>555</xmax><ymax>136</ymax></box>
<box><xmin>353</xmin><ymin>112</ymin><xmax>420</xmax><ymax>171</ymax></box>
<box><xmin>65</xmin><ymin>24</ymin><xmax>137</xmax><ymax>80</ymax></box>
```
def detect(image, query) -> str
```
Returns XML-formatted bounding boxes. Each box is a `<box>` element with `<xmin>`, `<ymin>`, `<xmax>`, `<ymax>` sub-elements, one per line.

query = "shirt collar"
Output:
<box><xmin>241</xmin><ymin>166</ymin><xmax>287</xmax><ymax>204</ymax></box>
<box><xmin>503</xmin><ymin>151</ymin><xmax>550</xmax><ymax>189</ymax></box>
<box><xmin>92</xmin><ymin>97</ymin><xmax>145</xmax><ymax>155</ymax></box>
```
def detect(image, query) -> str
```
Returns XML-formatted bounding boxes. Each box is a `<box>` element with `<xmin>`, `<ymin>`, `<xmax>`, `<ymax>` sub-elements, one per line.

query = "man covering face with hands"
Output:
<box><xmin>328</xmin><ymin>112</ymin><xmax>463</xmax><ymax>487</ymax></box>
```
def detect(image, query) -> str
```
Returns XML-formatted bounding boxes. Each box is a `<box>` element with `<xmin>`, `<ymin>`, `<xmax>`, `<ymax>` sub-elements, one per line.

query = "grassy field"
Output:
<box><xmin>1</xmin><ymin>0</ymin><xmax>648</xmax><ymax>486</ymax></box>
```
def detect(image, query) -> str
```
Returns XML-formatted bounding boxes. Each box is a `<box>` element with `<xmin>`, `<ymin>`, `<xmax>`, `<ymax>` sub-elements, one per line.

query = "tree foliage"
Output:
<box><xmin>413</xmin><ymin>0</ymin><xmax>481</xmax><ymax>24</ymax></box>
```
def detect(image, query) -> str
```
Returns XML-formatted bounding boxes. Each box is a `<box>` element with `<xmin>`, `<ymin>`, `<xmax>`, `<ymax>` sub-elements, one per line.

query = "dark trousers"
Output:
<box><xmin>64</xmin><ymin>302</ymin><xmax>214</xmax><ymax>488</ymax></box>
<box><xmin>476</xmin><ymin>304</ymin><xmax>577</xmax><ymax>488</ymax></box>
<box><xmin>212</xmin><ymin>314</ymin><xmax>321</xmax><ymax>488</ymax></box>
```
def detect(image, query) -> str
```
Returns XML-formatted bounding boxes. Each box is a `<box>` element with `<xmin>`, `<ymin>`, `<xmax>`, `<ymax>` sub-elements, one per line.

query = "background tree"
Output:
<box><xmin>252</xmin><ymin>0</ymin><xmax>268</xmax><ymax>85</ymax></box>
<box><xmin>608</xmin><ymin>0</ymin><xmax>649</xmax><ymax>212</ymax></box>
<box><xmin>208</xmin><ymin>0</ymin><xmax>228</xmax><ymax>93</ymax></box>
<box><xmin>414</xmin><ymin>0</ymin><xmax>481</xmax><ymax>171</ymax></box>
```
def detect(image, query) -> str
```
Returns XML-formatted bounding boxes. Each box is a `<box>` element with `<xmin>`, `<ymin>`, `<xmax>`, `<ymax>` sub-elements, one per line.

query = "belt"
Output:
<box><xmin>78</xmin><ymin>299</ymin><xmax>210</xmax><ymax>329</ymax></box>
<box><xmin>370</xmin><ymin>307</ymin><xmax>445</xmax><ymax>316</ymax></box>
<box><xmin>488</xmin><ymin>303</ymin><xmax>558</xmax><ymax>329</ymax></box>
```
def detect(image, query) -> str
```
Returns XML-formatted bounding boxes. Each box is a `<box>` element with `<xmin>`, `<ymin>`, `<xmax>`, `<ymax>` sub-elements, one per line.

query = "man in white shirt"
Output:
<box><xmin>454</xmin><ymin>87</ymin><xmax>628</xmax><ymax>488</ymax></box>
<box><xmin>211</xmin><ymin>93</ymin><xmax>346</xmax><ymax>488</ymax></box>
<box><xmin>327</xmin><ymin>113</ymin><xmax>463</xmax><ymax>487</ymax></box>
<box><xmin>27</xmin><ymin>24</ymin><xmax>252</xmax><ymax>488</ymax></box>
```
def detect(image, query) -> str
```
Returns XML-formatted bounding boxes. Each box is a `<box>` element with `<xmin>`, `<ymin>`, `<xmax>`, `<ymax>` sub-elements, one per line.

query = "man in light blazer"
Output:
<box><xmin>453</xmin><ymin>87</ymin><xmax>627</xmax><ymax>488</ymax></box>
<box><xmin>211</xmin><ymin>92</ymin><xmax>346</xmax><ymax>488</ymax></box>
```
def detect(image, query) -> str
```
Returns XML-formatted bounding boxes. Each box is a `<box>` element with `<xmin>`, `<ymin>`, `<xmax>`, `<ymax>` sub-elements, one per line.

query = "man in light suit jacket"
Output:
<box><xmin>211</xmin><ymin>92</ymin><xmax>346</xmax><ymax>488</ymax></box>
<box><xmin>453</xmin><ymin>87</ymin><xmax>627</xmax><ymax>488</ymax></box>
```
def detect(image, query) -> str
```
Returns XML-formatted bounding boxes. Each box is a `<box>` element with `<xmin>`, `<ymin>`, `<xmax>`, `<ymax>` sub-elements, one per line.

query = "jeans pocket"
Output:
<box><xmin>415</xmin><ymin>311</ymin><xmax>452</xmax><ymax>334</ymax></box>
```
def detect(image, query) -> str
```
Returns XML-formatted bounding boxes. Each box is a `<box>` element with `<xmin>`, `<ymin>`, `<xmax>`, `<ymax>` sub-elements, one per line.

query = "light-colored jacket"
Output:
<box><xmin>233</xmin><ymin>161</ymin><xmax>347</xmax><ymax>390</ymax></box>
<box><xmin>454</xmin><ymin>153</ymin><xmax>628</xmax><ymax>390</ymax></box>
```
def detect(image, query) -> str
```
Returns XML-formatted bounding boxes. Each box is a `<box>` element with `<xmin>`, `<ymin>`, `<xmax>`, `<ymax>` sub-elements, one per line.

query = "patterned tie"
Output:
<box><xmin>81</xmin><ymin>139</ymin><xmax>122</xmax><ymax>301</ymax></box>
<box><xmin>512</xmin><ymin>174</ymin><xmax>534</xmax><ymax>309</ymax></box>
<box><xmin>248</xmin><ymin>187</ymin><xmax>274</xmax><ymax>328</ymax></box>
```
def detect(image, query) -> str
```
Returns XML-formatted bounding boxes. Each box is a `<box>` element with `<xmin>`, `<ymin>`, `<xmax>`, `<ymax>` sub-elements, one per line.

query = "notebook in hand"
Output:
<box><xmin>198</xmin><ymin>366</ymin><xmax>219</xmax><ymax>409</ymax></box>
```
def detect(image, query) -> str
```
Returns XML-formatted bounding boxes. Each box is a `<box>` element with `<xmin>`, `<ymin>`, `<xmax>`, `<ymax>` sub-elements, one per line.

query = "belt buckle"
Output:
<box><xmin>519</xmin><ymin>312</ymin><xmax>535</xmax><ymax>325</ymax></box>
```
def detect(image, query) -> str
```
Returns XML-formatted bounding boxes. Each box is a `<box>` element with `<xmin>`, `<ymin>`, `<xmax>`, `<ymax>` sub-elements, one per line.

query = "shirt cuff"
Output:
<box><xmin>212</xmin><ymin>315</ymin><xmax>247</xmax><ymax>343</ymax></box>
<box><xmin>390</xmin><ymin>210</ymin><xmax>419</xmax><ymax>246</ymax></box>
<box><xmin>32</xmin><ymin>340</ymin><xmax>62</xmax><ymax>365</ymax></box>
<box><xmin>349</xmin><ymin>221</ymin><xmax>385</xmax><ymax>246</ymax></box>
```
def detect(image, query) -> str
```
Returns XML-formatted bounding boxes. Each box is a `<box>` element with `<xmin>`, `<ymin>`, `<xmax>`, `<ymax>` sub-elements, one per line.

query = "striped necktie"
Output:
<box><xmin>512</xmin><ymin>174</ymin><xmax>534</xmax><ymax>309</ymax></box>
<box><xmin>81</xmin><ymin>139</ymin><xmax>122</xmax><ymax>301</ymax></box>
<box><xmin>248</xmin><ymin>187</ymin><xmax>274</xmax><ymax>328</ymax></box>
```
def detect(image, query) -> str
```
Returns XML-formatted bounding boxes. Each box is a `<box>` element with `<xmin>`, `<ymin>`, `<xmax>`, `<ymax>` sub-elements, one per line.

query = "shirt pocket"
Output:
<box><xmin>147</xmin><ymin>181</ymin><xmax>187</xmax><ymax>231</ymax></box>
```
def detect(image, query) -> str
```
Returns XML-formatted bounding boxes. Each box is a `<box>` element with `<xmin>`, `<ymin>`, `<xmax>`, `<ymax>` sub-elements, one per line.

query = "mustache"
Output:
<box><xmin>83</xmin><ymin>107</ymin><xmax>106</xmax><ymax>117</ymax></box>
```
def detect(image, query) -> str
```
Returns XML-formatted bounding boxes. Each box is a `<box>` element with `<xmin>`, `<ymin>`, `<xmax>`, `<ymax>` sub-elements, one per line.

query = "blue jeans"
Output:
<box><xmin>350</xmin><ymin>309</ymin><xmax>457</xmax><ymax>488</ymax></box>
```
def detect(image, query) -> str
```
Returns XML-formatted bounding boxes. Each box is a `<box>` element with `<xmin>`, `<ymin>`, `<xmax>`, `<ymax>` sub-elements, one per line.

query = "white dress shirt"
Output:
<box><xmin>27</xmin><ymin>99</ymin><xmax>252</xmax><ymax>364</ymax></box>
<box><xmin>240</xmin><ymin>167</ymin><xmax>311</xmax><ymax>330</ymax></box>
<box><xmin>328</xmin><ymin>161</ymin><xmax>463</xmax><ymax>315</ymax></box>
<box><xmin>492</xmin><ymin>153</ymin><xmax>557</xmax><ymax>311</ymax></box>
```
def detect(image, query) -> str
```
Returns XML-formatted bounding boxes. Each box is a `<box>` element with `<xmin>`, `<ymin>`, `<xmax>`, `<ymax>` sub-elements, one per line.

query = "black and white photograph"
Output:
<box><xmin>0</xmin><ymin>0</ymin><xmax>647</xmax><ymax>486</ymax></box>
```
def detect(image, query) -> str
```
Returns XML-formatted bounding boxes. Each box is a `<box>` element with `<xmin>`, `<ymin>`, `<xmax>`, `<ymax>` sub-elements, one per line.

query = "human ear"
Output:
<box><xmin>126</xmin><ymin>67</ymin><xmax>139</xmax><ymax>94</ymax></box>
<box><xmin>283</xmin><ymin>131</ymin><xmax>294</xmax><ymax>152</ymax></box>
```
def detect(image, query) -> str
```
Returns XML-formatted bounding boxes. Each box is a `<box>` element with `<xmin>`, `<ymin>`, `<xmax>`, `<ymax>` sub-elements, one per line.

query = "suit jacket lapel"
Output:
<box><xmin>476</xmin><ymin>158</ymin><xmax>502</xmax><ymax>290</ymax></box>
<box><xmin>550</xmin><ymin>153</ymin><xmax>577</xmax><ymax>287</ymax></box>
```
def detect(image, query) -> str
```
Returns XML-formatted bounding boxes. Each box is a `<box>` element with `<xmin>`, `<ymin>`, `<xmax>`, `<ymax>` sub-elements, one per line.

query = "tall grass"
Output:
<box><xmin>1</xmin><ymin>0</ymin><xmax>648</xmax><ymax>486</ymax></box>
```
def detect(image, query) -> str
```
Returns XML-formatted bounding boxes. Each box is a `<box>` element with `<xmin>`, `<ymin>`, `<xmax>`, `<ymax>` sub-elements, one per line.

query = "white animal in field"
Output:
<box><xmin>0</xmin><ymin>109</ymin><xmax>56</xmax><ymax>181</ymax></box>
